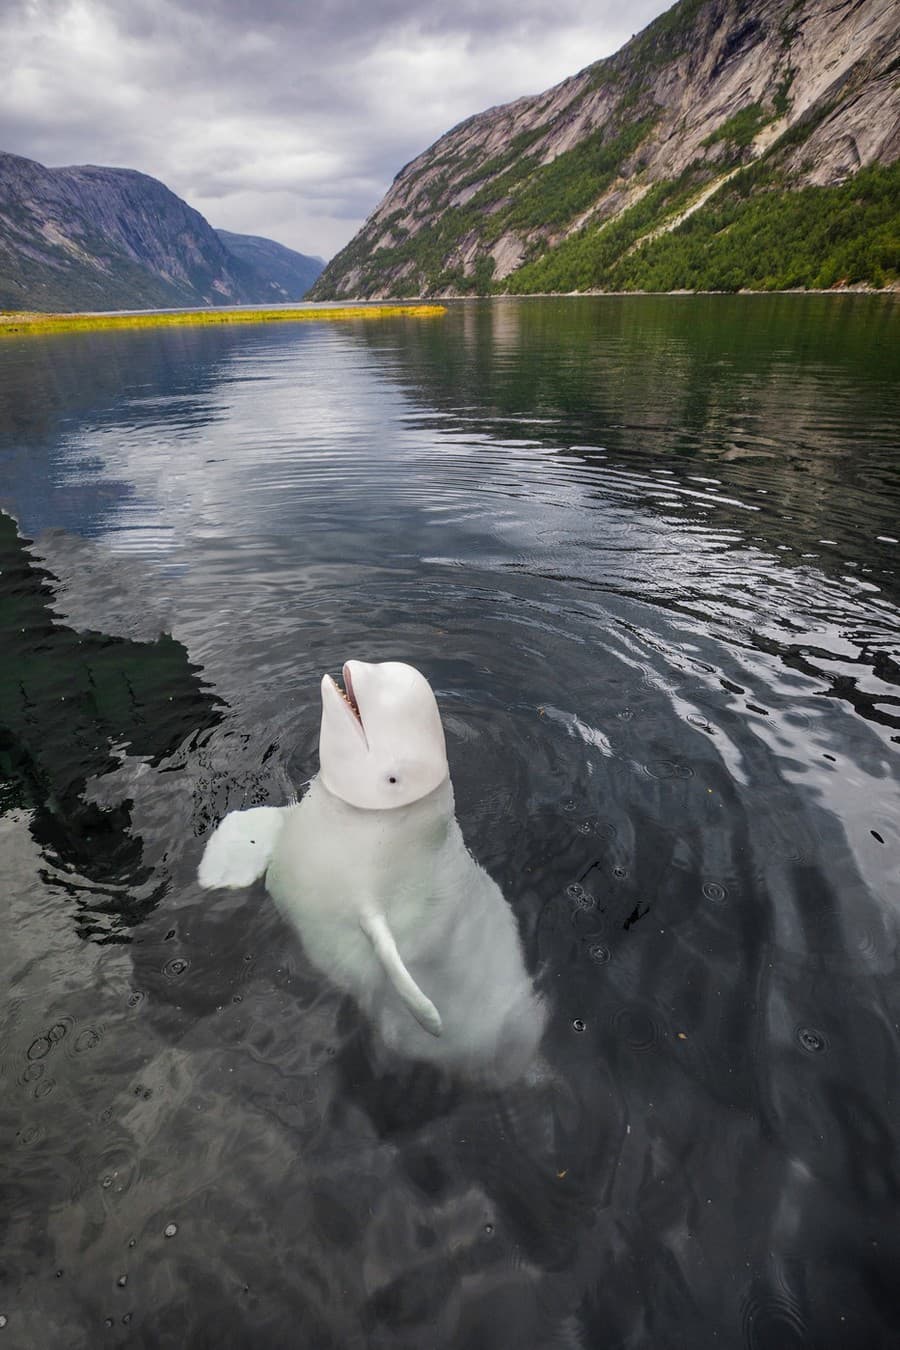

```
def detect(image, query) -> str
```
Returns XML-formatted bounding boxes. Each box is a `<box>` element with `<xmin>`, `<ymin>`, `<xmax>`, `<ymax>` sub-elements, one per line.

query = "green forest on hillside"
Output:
<box><xmin>504</xmin><ymin>161</ymin><xmax>900</xmax><ymax>294</ymax></box>
<box><xmin>331</xmin><ymin>128</ymin><xmax>900</xmax><ymax>299</ymax></box>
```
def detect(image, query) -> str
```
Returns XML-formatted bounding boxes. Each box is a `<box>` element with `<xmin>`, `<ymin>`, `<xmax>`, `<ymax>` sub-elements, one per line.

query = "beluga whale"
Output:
<box><xmin>198</xmin><ymin>661</ymin><xmax>546</xmax><ymax>1082</ymax></box>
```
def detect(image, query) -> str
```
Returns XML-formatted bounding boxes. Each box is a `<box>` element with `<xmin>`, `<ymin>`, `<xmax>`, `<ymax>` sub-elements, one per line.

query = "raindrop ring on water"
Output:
<box><xmin>612</xmin><ymin>1006</ymin><xmax>660</xmax><ymax>1053</ymax></box>
<box><xmin>741</xmin><ymin>1285</ymin><xmax>813</xmax><ymax>1349</ymax></box>
<box><xmin>566</xmin><ymin>882</ymin><xmax>595</xmax><ymax>910</ymax></box>
<box><xmin>74</xmin><ymin>1028</ymin><xmax>102</xmax><ymax>1054</ymax></box>
<box><xmin>796</xmin><ymin>1026</ymin><xmax>826</xmax><ymax>1054</ymax></box>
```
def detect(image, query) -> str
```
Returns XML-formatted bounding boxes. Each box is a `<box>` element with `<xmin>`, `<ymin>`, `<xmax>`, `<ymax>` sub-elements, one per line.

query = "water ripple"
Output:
<box><xmin>0</xmin><ymin>296</ymin><xmax>898</xmax><ymax>1349</ymax></box>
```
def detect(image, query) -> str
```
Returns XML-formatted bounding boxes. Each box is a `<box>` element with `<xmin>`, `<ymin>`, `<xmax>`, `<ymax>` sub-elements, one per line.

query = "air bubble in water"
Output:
<box><xmin>572</xmin><ymin>1018</ymin><xmax>587</xmax><ymax>1033</ymax></box>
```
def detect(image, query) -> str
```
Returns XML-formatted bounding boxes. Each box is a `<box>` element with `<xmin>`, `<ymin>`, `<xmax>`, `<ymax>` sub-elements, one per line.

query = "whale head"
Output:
<box><xmin>319</xmin><ymin>660</ymin><xmax>449</xmax><ymax>810</ymax></box>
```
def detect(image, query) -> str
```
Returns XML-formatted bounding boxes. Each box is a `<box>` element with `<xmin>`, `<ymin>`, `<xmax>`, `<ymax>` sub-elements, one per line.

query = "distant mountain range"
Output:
<box><xmin>311</xmin><ymin>0</ymin><xmax>900</xmax><ymax>298</ymax></box>
<box><xmin>213</xmin><ymin>229</ymin><xmax>324</xmax><ymax>301</ymax></box>
<box><xmin>0</xmin><ymin>152</ymin><xmax>325</xmax><ymax>312</ymax></box>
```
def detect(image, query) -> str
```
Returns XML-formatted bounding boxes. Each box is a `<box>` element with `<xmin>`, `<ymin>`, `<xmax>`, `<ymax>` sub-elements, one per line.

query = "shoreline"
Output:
<box><xmin>1</xmin><ymin>288</ymin><xmax>895</xmax><ymax>338</ymax></box>
<box><xmin>0</xmin><ymin>303</ymin><xmax>447</xmax><ymax>338</ymax></box>
<box><xmin>334</xmin><ymin>284</ymin><xmax>900</xmax><ymax>302</ymax></box>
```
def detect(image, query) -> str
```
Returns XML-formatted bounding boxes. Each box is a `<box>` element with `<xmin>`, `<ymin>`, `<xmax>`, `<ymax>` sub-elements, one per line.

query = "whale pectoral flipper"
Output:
<box><xmin>360</xmin><ymin>911</ymin><xmax>443</xmax><ymax>1038</ymax></box>
<box><xmin>198</xmin><ymin>806</ymin><xmax>290</xmax><ymax>889</ymax></box>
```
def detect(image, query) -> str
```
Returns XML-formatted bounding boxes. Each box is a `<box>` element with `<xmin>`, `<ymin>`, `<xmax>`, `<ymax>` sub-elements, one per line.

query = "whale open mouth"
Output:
<box><xmin>334</xmin><ymin>663</ymin><xmax>362</xmax><ymax>725</ymax></box>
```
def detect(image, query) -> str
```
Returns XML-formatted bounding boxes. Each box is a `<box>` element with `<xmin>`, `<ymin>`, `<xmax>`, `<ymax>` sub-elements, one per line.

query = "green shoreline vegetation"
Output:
<box><xmin>0</xmin><ymin>304</ymin><xmax>447</xmax><ymax>338</ymax></box>
<box><xmin>503</xmin><ymin>161</ymin><xmax>900</xmax><ymax>295</ymax></box>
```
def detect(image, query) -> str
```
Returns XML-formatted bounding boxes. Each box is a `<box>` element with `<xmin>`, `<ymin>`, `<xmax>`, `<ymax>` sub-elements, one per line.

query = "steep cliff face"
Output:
<box><xmin>0</xmin><ymin>153</ymin><xmax>322</xmax><ymax>312</ymax></box>
<box><xmin>214</xmin><ymin>230</ymin><xmax>324</xmax><ymax>301</ymax></box>
<box><xmin>312</xmin><ymin>0</ymin><xmax>900</xmax><ymax>298</ymax></box>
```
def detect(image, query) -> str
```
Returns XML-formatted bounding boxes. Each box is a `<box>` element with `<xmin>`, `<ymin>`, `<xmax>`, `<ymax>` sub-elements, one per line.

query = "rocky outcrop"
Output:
<box><xmin>311</xmin><ymin>0</ymin><xmax>900</xmax><ymax>298</ymax></box>
<box><xmin>0</xmin><ymin>153</ymin><xmax>323</xmax><ymax>312</ymax></box>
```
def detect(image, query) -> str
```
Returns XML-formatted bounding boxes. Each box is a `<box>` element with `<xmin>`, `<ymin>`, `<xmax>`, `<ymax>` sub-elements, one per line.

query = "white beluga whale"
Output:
<box><xmin>198</xmin><ymin>660</ymin><xmax>546</xmax><ymax>1082</ymax></box>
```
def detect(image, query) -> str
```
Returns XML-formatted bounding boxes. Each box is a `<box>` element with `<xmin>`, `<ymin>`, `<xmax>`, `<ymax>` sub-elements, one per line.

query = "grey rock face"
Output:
<box><xmin>311</xmin><ymin>0</ymin><xmax>900</xmax><ymax>299</ymax></box>
<box><xmin>0</xmin><ymin>153</ymin><xmax>322</xmax><ymax>312</ymax></box>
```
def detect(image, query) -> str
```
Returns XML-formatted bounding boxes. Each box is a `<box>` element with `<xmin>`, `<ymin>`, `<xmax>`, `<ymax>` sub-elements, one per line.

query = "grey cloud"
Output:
<box><xmin>100</xmin><ymin>0</ymin><xmax>599</xmax><ymax>42</ymax></box>
<box><xmin>3</xmin><ymin>0</ymin><xmax>670</xmax><ymax>258</ymax></box>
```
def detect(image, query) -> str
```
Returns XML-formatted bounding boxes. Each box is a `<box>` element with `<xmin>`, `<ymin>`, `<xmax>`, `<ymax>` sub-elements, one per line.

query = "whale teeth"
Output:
<box><xmin>335</xmin><ymin>678</ymin><xmax>362</xmax><ymax>722</ymax></box>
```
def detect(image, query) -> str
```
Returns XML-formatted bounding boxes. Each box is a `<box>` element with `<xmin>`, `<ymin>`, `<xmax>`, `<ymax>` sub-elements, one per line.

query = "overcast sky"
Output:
<box><xmin>3</xmin><ymin>0</ymin><xmax>671</xmax><ymax>262</ymax></box>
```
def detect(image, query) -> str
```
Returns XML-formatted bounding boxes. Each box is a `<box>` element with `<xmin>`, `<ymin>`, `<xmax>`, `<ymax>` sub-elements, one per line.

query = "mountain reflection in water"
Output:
<box><xmin>0</xmin><ymin>296</ymin><xmax>898</xmax><ymax>1349</ymax></box>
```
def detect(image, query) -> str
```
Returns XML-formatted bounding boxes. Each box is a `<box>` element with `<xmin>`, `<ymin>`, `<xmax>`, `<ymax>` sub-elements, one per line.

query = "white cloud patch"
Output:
<box><xmin>2</xmin><ymin>0</ymin><xmax>670</xmax><ymax>259</ymax></box>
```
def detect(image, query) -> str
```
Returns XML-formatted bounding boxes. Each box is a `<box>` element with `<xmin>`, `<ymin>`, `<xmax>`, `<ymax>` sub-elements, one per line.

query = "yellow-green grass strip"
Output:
<box><xmin>0</xmin><ymin>304</ymin><xmax>447</xmax><ymax>337</ymax></box>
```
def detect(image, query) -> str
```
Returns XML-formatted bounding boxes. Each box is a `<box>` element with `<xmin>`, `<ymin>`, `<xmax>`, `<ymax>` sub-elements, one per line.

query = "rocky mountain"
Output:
<box><xmin>311</xmin><ymin>0</ymin><xmax>900</xmax><ymax>298</ymax></box>
<box><xmin>0</xmin><ymin>152</ymin><xmax>324</xmax><ymax>312</ymax></box>
<box><xmin>214</xmin><ymin>229</ymin><xmax>323</xmax><ymax>302</ymax></box>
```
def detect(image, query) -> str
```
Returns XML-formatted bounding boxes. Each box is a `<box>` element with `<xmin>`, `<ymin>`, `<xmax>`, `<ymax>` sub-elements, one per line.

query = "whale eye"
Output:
<box><xmin>388</xmin><ymin>776</ymin><xmax>397</xmax><ymax>784</ymax></box>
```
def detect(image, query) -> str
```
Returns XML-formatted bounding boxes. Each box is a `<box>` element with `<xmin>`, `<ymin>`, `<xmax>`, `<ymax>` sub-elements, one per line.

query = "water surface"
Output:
<box><xmin>1</xmin><ymin>295</ymin><xmax>899</xmax><ymax>1349</ymax></box>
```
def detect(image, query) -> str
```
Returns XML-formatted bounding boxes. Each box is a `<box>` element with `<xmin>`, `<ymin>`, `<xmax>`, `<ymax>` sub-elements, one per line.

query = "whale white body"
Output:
<box><xmin>198</xmin><ymin>661</ymin><xmax>545</xmax><ymax>1081</ymax></box>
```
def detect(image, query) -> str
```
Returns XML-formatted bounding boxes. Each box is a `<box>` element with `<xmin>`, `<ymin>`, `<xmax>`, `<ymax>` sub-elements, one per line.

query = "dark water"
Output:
<box><xmin>1</xmin><ymin>295</ymin><xmax>899</xmax><ymax>1349</ymax></box>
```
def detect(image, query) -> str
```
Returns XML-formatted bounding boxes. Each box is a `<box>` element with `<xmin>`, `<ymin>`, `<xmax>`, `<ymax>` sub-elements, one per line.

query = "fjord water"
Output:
<box><xmin>1</xmin><ymin>295</ymin><xmax>898</xmax><ymax>1349</ymax></box>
